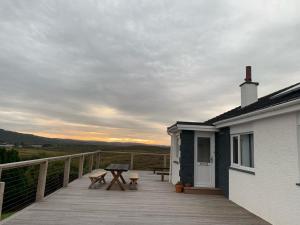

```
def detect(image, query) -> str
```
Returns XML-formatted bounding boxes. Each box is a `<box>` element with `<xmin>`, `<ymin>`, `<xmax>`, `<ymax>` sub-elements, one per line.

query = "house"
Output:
<box><xmin>167</xmin><ymin>66</ymin><xmax>300</xmax><ymax>225</ymax></box>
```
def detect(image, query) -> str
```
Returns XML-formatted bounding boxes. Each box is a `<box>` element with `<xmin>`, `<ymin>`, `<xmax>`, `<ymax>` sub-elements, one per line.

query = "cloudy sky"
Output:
<box><xmin>0</xmin><ymin>0</ymin><xmax>299</xmax><ymax>145</ymax></box>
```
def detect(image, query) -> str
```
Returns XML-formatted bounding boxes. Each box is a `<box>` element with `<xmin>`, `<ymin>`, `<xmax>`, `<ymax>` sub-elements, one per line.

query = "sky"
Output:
<box><xmin>0</xmin><ymin>0</ymin><xmax>300</xmax><ymax>145</ymax></box>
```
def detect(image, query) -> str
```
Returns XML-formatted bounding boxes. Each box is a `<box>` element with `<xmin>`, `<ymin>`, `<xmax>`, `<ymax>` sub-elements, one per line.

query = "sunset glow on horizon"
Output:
<box><xmin>30</xmin><ymin>131</ymin><xmax>162</xmax><ymax>145</ymax></box>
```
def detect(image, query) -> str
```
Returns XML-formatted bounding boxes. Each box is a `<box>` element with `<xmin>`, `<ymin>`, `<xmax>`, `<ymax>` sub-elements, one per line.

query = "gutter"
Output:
<box><xmin>167</xmin><ymin>124</ymin><xmax>218</xmax><ymax>134</ymax></box>
<box><xmin>214</xmin><ymin>98</ymin><xmax>300</xmax><ymax>128</ymax></box>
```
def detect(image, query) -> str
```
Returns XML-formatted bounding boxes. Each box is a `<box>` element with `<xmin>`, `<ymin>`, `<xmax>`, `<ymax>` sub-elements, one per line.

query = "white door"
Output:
<box><xmin>194</xmin><ymin>134</ymin><xmax>215</xmax><ymax>187</ymax></box>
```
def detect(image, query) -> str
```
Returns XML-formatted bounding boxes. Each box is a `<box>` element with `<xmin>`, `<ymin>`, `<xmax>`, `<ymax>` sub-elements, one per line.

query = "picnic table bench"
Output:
<box><xmin>156</xmin><ymin>171</ymin><xmax>169</xmax><ymax>181</ymax></box>
<box><xmin>88</xmin><ymin>170</ymin><xmax>107</xmax><ymax>188</ymax></box>
<box><xmin>129</xmin><ymin>172</ymin><xmax>139</xmax><ymax>190</ymax></box>
<box><xmin>129</xmin><ymin>172</ymin><xmax>139</xmax><ymax>184</ymax></box>
<box><xmin>152</xmin><ymin>167</ymin><xmax>169</xmax><ymax>174</ymax></box>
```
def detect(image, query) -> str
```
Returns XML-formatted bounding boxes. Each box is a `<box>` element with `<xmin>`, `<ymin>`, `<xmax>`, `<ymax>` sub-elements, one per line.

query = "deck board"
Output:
<box><xmin>1</xmin><ymin>171</ymin><xmax>270</xmax><ymax>225</ymax></box>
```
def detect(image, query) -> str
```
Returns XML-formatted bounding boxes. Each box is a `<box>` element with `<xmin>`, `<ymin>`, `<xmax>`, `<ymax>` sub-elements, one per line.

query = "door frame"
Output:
<box><xmin>194</xmin><ymin>131</ymin><xmax>215</xmax><ymax>187</ymax></box>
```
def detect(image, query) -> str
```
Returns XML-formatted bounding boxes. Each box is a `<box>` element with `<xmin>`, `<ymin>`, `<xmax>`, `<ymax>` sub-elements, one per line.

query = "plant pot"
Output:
<box><xmin>175</xmin><ymin>184</ymin><xmax>184</xmax><ymax>193</ymax></box>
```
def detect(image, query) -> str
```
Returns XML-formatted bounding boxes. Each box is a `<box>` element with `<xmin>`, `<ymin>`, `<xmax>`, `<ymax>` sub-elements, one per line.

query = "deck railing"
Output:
<box><xmin>99</xmin><ymin>151</ymin><xmax>169</xmax><ymax>169</ymax></box>
<box><xmin>0</xmin><ymin>150</ymin><xmax>169</xmax><ymax>220</ymax></box>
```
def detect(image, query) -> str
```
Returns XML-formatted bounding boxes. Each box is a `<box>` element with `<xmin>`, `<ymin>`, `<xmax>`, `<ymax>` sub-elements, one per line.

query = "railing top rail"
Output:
<box><xmin>98</xmin><ymin>150</ymin><xmax>170</xmax><ymax>156</ymax></box>
<box><xmin>0</xmin><ymin>150</ymin><xmax>101</xmax><ymax>170</ymax></box>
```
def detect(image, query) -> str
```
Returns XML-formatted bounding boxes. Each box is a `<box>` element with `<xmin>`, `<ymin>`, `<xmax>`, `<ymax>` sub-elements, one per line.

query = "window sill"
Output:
<box><xmin>229</xmin><ymin>167</ymin><xmax>255</xmax><ymax>175</ymax></box>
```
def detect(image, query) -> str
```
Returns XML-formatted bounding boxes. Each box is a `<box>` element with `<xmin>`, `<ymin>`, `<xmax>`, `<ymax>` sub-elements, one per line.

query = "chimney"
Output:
<box><xmin>245</xmin><ymin>66</ymin><xmax>252</xmax><ymax>82</ymax></box>
<box><xmin>240</xmin><ymin>66</ymin><xmax>259</xmax><ymax>108</ymax></box>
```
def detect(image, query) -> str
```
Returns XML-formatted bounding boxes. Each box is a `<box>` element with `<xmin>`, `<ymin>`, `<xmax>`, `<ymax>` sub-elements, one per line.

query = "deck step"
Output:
<box><xmin>183</xmin><ymin>187</ymin><xmax>224</xmax><ymax>195</ymax></box>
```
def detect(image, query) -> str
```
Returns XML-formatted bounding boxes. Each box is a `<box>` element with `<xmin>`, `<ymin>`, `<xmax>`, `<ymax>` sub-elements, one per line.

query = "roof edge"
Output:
<box><xmin>214</xmin><ymin>98</ymin><xmax>300</xmax><ymax>127</ymax></box>
<box><xmin>167</xmin><ymin>121</ymin><xmax>218</xmax><ymax>133</ymax></box>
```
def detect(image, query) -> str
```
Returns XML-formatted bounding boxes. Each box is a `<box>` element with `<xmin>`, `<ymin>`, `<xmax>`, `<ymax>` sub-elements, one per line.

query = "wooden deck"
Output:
<box><xmin>1</xmin><ymin>171</ymin><xmax>270</xmax><ymax>225</ymax></box>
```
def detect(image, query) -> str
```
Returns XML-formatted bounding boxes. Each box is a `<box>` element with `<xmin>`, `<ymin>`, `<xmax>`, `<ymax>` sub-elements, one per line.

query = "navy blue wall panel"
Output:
<box><xmin>179</xmin><ymin>130</ymin><xmax>194</xmax><ymax>185</ymax></box>
<box><xmin>215</xmin><ymin>127</ymin><xmax>231</xmax><ymax>198</ymax></box>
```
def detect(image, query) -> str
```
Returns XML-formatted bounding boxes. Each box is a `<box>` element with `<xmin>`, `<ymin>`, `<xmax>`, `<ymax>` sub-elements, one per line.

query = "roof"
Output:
<box><xmin>168</xmin><ymin>82</ymin><xmax>300</xmax><ymax>131</ymax></box>
<box><xmin>205</xmin><ymin>82</ymin><xmax>300</xmax><ymax>125</ymax></box>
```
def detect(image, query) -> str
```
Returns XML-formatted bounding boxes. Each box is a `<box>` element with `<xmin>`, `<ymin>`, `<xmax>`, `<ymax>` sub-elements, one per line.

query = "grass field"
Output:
<box><xmin>17</xmin><ymin>148</ymin><xmax>69</xmax><ymax>160</ymax></box>
<box><xmin>16</xmin><ymin>144</ymin><xmax>170</xmax><ymax>170</ymax></box>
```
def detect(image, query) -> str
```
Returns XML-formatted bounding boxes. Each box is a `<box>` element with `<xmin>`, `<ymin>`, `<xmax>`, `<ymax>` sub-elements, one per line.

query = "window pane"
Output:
<box><xmin>240</xmin><ymin>134</ymin><xmax>254</xmax><ymax>168</ymax></box>
<box><xmin>233</xmin><ymin>136</ymin><xmax>239</xmax><ymax>164</ymax></box>
<box><xmin>197</xmin><ymin>137</ymin><xmax>210</xmax><ymax>163</ymax></box>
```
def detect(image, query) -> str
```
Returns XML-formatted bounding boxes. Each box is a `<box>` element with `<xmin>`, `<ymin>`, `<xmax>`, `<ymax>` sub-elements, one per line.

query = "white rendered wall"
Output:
<box><xmin>170</xmin><ymin>134</ymin><xmax>180</xmax><ymax>184</ymax></box>
<box><xmin>229</xmin><ymin>112</ymin><xmax>300</xmax><ymax>225</ymax></box>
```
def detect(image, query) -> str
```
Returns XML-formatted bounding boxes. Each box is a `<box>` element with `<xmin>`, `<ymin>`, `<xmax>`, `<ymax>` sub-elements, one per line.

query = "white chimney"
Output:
<box><xmin>240</xmin><ymin>66</ymin><xmax>259</xmax><ymax>108</ymax></box>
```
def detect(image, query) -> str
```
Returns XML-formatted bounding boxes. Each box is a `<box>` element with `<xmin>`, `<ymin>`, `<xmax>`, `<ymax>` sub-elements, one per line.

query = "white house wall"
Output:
<box><xmin>170</xmin><ymin>134</ymin><xmax>180</xmax><ymax>184</ymax></box>
<box><xmin>229</xmin><ymin>112</ymin><xmax>300</xmax><ymax>225</ymax></box>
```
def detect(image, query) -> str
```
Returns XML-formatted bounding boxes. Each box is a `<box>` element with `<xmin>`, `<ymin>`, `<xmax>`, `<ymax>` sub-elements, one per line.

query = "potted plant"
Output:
<box><xmin>175</xmin><ymin>181</ymin><xmax>184</xmax><ymax>193</ymax></box>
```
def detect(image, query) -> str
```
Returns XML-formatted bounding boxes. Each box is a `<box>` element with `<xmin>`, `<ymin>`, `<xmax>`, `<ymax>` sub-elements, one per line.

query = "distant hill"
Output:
<box><xmin>0</xmin><ymin>129</ymin><xmax>166</xmax><ymax>148</ymax></box>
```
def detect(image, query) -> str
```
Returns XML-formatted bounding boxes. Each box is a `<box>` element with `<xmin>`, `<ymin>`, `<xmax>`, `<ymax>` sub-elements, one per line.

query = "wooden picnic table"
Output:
<box><xmin>105</xmin><ymin>164</ymin><xmax>130</xmax><ymax>191</ymax></box>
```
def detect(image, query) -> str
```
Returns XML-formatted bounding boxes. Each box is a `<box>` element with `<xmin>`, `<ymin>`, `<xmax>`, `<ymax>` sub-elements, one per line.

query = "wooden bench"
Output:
<box><xmin>129</xmin><ymin>172</ymin><xmax>139</xmax><ymax>190</ymax></box>
<box><xmin>156</xmin><ymin>171</ymin><xmax>169</xmax><ymax>182</ymax></box>
<box><xmin>129</xmin><ymin>172</ymin><xmax>139</xmax><ymax>184</ymax></box>
<box><xmin>152</xmin><ymin>167</ymin><xmax>169</xmax><ymax>174</ymax></box>
<box><xmin>88</xmin><ymin>171</ymin><xmax>107</xmax><ymax>189</ymax></box>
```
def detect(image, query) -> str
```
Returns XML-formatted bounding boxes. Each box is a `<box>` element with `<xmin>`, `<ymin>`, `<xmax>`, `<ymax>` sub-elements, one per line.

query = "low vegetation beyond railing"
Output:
<box><xmin>0</xmin><ymin>150</ymin><xmax>170</xmax><ymax>220</ymax></box>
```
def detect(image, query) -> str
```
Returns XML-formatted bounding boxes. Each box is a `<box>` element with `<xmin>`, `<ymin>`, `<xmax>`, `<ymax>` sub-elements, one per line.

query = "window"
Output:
<box><xmin>197</xmin><ymin>137</ymin><xmax>210</xmax><ymax>163</ymax></box>
<box><xmin>231</xmin><ymin>133</ymin><xmax>254</xmax><ymax>170</ymax></box>
<box><xmin>240</xmin><ymin>134</ymin><xmax>254</xmax><ymax>168</ymax></box>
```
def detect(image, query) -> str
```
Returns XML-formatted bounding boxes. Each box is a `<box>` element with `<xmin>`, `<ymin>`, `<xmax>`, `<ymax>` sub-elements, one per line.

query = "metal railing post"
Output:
<box><xmin>88</xmin><ymin>155</ymin><xmax>93</xmax><ymax>173</ymax></box>
<box><xmin>0</xmin><ymin>182</ymin><xmax>5</xmax><ymax>221</ymax></box>
<box><xmin>36</xmin><ymin>161</ymin><xmax>48</xmax><ymax>202</ymax></box>
<box><xmin>63</xmin><ymin>157</ymin><xmax>71</xmax><ymax>187</ymax></box>
<box><xmin>130</xmin><ymin>153</ymin><xmax>134</xmax><ymax>170</ymax></box>
<box><xmin>163</xmin><ymin>155</ymin><xmax>167</xmax><ymax>168</ymax></box>
<box><xmin>78</xmin><ymin>156</ymin><xmax>84</xmax><ymax>178</ymax></box>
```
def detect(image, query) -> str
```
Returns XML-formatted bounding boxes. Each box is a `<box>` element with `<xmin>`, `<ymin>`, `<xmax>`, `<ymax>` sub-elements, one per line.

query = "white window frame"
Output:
<box><xmin>297</xmin><ymin>125</ymin><xmax>300</xmax><ymax>183</ymax></box>
<box><xmin>230</xmin><ymin>132</ymin><xmax>255</xmax><ymax>173</ymax></box>
<box><xmin>231</xmin><ymin>135</ymin><xmax>240</xmax><ymax>167</ymax></box>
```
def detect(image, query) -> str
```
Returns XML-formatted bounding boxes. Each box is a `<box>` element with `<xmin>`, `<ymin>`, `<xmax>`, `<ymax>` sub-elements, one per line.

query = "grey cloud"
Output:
<box><xmin>0</xmin><ymin>0</ymin><xmax>300</xmax><ymax>144</ymax></box>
